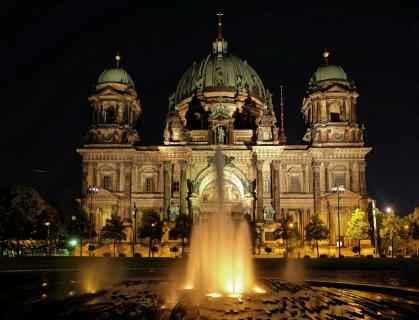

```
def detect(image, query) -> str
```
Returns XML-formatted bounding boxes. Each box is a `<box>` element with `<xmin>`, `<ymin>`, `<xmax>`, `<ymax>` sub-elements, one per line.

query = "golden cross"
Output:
<box><xmin>216</xmin><ymin>11</ymin><xmax>223</xmax><ymax>24</ymax></box>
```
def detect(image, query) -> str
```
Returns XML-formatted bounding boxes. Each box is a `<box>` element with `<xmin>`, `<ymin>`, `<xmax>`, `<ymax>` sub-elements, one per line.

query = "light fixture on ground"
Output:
<box><xmin>132</xmin><ymin>202</ymin><xmax>137</xmax><ymax>256</ymax></box>
<box><xmin>332</xmin><ymin>184</ymin><xmax>344</xmax><ymax>258</ymax></box>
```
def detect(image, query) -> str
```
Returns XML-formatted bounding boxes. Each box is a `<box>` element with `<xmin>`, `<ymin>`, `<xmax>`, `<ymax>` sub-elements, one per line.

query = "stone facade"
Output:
<box><xmin>77</xmin><ymin>25</ymin><xmax>371</xmax><ymax>256</ymax></box>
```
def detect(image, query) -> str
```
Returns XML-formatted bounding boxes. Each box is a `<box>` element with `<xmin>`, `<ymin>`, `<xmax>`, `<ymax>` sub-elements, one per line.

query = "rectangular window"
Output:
<box><xmin>103</xmin><ymin>175</ymin><xmax>112</xmax><ymax>190</ymax></box>
<box><xmin>173</xmin><ymin>181</ymin><xmax>180</xmax><ymax>192</ymax></box>
<box><xmin>145</xmin><ymin>177</ymin><xmax>153</xmax><ymax>193</ymax></box>
<box><xmin>289</xmin><ymin>176</ymin><xmax>301</xmax><ymax>193</ymax></box>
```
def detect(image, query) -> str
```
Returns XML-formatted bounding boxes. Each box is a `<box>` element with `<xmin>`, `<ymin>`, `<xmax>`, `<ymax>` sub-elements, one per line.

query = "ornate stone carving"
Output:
<box><xmin>169</xmin><ymin>203</ymin><xmax>180</xmax><ymax>221</ymax></box>
<box><xmin>263</xmin><ymin>205</ymin><xmax>275</xmax><ymax>221</ymax></box>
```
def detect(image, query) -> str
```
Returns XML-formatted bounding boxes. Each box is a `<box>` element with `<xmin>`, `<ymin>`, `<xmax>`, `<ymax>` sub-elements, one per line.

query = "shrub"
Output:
<box><xmin>118</xmin><ymin>253</ymin><xmax>126</xmax><ymax>257</ymax></box>
<box><xmin>170</xmin><ymin>246</ymin><xmax>179</xmax><ymax>253</ymax></box>
<box><xmin>396</xmin><ymin>254</ymin><xmax>404</xmax><ymax>258</ymax></box>
<box><xmin>88</xmin><ymin>244</ymin><xmax>95</xmax><ymax>252</ymax></box>
<box><xmin>103</xmin><ymin>252</ymin><xmax>111</xmax><ymax>257</ymax></box>
<box><xmin>352</xmin><ymin>246</ymin><xmax>360</xmax><ymax>255</ymax></box>
<box><xmin>264</xmin><ymin>247</ymin><xmax>272</xmax><ymax>254</ymax></box>
<box><xmin>380</xmin><ymin>254</ymin><xmax>387</xmax><ymax>258</ymax></box>
<box><xmin>304</xmin><ymin>255</ymin><xmax>310</xmax><ymax>259</ymax></box>
<box><xmin>366</xmin><ymin>254</ymin><xmax>373</xmax><ymax>258</ymax></box>
<box><xmin>134</xmin><ymin>253</ymin><xmax>142</xmax><ymax>257</ymax></box>
<box><xmin>320</xmin><ymin>254</ymin><xmax>328</xmax><ymax>258</ymax></box>
<box><xmin>151</xmin><ymin>246</ymin><xmax>159</xmax><ymax>253</ymax></box>
<box><xmin>411</xmin><ymin>254</ymin><xmax>418</xmax><ymax>258</ymax></box>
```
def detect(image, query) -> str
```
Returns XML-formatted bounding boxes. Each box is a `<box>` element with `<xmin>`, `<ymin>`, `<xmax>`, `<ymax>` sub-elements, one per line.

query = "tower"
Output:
<box><xmin>85</xmin><ymin>53</ymin><xmax>141</xmax><ymax>145</ymax></box>
<box><xmin>301</xmin><ymin>50</ymin><xmax>364</xmax><ymax>146</ymax></box>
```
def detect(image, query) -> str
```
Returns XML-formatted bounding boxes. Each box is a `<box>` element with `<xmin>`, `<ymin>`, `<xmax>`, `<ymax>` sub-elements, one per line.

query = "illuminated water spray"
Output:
<box><xmin>185</xmin><ymin>148</ymin><xmax>254</xmax><ymax>295</ymax></box>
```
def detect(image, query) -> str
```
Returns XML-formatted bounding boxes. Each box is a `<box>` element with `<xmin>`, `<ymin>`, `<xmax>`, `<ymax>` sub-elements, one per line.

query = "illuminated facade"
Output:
<box><xmin>77</xmin><ymin>18</ymin><xmax>371</xmax><ymax>256</ymax></box>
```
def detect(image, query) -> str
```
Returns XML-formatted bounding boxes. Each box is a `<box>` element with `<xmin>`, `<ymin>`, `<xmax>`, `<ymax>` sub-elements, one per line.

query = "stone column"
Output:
<box><xmin>82</xmin><ymin>161</ymin><xmax>88</xmax><ymax>207</ymax></box>
<box><xmin>312</xmin><ymin>162</ymin><xmax>321</xmax><ymax>215</ymax></box>
<box><xmin>180</xmin><ymin>161</ymin><xmax>188</xmax><ymax>215</ymax></box>
<box><xmin>271</xmin><ymin>160</ymin><xmax>281</xmax><ymax>220</ymax></box>
<box><xmin>163</xmin><ymin>161</ymin><xmax>172</xmax><ymax>220</ymax></box>
<box><xmin>359</xmin><ymin>161</ymin><xmax>368</xmax><ymax>212</ymax></box>
<box><xmin>256</xmin><ymin>160</ymin><xmax>264</xmax><ymax>221</ymax></box>
<box><xmin>124</xmin><ymin>162</ymin><xmax>132</xmax><ymax>219</ymax></box>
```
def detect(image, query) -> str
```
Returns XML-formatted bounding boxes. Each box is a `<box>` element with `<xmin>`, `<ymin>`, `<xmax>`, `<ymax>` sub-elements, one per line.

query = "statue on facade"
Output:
<box><xmin>169</xmin><ymin>203</ymin><xmax>180</xmax><ymax>221</ymax></box>
<box><xmin>237</xmin><ymin>74</ymin><xmax>248</xmax><ymax>94</ymax></box>
<box><xmin>264</xmin><ymin>89</ymin><xmax>273</xmax><ymax>109</ymax></box>
<box><xmin>263</xmin><ymin>205</ymin><xmax>275</xmax><ymax>222</ymax></box>
<box><xmin>243</xmin><ymin>179</ymin><xmax>254</xmax><ymax>194</ymax></box>
<box><xmin>189</xmin><ymin>179</ymin><xmax>199</xmax><ymax>194</ymax></box>
<box><xmin>168</xmin><ymin>92</ymin><xmax>176</xmax><ymax>110</ymax></box>
<box><xmin>163</xmin><ymin>122</ymin><xmax>171</xmax><ymax>144</ymax></box>
<box><xmin>195</xmin><ymin>77</ymin><xmax>203</xmax><ymax>93</ymax></box>
<box><xmin>256</xmin><ymin>125</ymin><xmax>263</xmax><ymax>142</ymax></box>
<box><xmin>217</xmin><ymin>126</ymin><xmax>225</xmax><ymax>144</ymax></box>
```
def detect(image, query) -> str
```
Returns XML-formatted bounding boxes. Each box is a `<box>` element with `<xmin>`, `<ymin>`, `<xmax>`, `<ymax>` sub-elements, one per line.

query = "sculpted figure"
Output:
<box><xmin>217</xmin><ymin>126</ymin><xmax>225</xmax><ymax>144</ymax></box>
<box><xmin>163</xmin><ymin>122</ymin><xmax>171</xmax><ymax>143</ymax></box>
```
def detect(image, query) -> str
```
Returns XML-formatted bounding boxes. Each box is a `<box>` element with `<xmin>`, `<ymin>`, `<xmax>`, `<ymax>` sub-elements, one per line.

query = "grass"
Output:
<box><xmin>0</xmin><ymin>256</ymin><xmax>418</xmax><ymax>272</ymax></box>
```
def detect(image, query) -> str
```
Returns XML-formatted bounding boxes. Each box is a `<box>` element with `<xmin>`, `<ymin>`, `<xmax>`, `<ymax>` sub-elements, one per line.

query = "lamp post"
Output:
<box><xmin>332</xmin><ymin>184</ymin><xmax>344</xmax><ymax>258</ymax></box>
<box><xmin>132</xmin><ymin>202</ymin><xmax>137</xmax><ymax>257</ymax></box>
<box><xmin>87</xmin><ymin>185</ymin><xmax>99</xmax><ymax>255</ymax></box>
<box><xmin>372</xmin><ymin>200</ymin><xmax>379</xmax><ymax>257</ymax></box>
<box><xmin>386</xmin><ymin>207</ymin><xmax>394</xmax><ymax>258</ymax></box>
<box><xmin>45</xmin><ymin>222</ymin><xmax>50</xmax><ymax>256</ymax></box>
<box><xmin>149</xmin><ymin>223</ymin><xmax>155</xmax><ymax>258</ymax></box>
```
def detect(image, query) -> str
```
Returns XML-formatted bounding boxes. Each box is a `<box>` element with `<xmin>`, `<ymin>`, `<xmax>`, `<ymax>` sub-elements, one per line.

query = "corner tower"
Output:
<box><xmin>301</xmin><ymin>50</ymin><xmax>364</xmax><ymax>147</ymax></box>
<box><xmin>85</xmin><ymin>54</ymin><xmax>141</xmax><ymax>145</ymax></box>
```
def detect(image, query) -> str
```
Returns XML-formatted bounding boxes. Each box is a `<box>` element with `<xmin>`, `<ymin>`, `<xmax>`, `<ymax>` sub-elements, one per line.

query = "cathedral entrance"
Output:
<box><xmin>201</xmin><ymin>180</ymin><xmax>243</xmax><ymax>215</ymax></box>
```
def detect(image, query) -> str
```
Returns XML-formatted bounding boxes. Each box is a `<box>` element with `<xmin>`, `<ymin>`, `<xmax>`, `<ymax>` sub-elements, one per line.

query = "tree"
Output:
<box><xmin>407</xmin><ymin>208</ymin><xmax>419</xmax><ymax>255</ymax></box>
<box><xmin>264</xmin><ymin>246</ymin><xmax>272</xmax><ymax>256</ymax></box>
<box><xmin>346</xmin><ymin>209</ymin><xmax>370</xmax><ymax>255</ymax></box>
<box><xmin>274</xmin><ymin>210</ymin><xmax>300</xmax><ymax>257</ymax></box>
<box><xmin>367</xmin><ymin>207</ymin><xmax>385</xmax><ymax>255</ymax></box>
<box><xmin>101</xmin><ymin>213</ymin><xmax>126</xmax><ymax>257</ymax></box>
<box><xmin>139</xmin><ymin>211</ymin><xmax>163</xmax><ymax>257</ymax></box>
<box><xmin>67</xmin><ymin>210</ymin><xmax>91</xmax><ymax>256</ymax></box>
<box><xmin>169</xmin><ymin>214</ymin><xmax>193</xmax><ymax>255</ymax></box>
<box><xmin>244</xmin><ymin>213</ymin><xmax>261</xmax><ymax>254</ymax></box>
<box><xmin>381</xmin><ymin>212</ymin><xmax>402</xmax><ymax>258</ymax></box>
<box><xmin>305</xmin><ymin>213</ymin><xmax>329</xmax><ymax>258</ymax></box>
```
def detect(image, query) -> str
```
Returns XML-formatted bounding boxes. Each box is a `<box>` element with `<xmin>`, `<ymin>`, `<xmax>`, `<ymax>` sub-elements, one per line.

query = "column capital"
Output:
<box><xmin>271</xmin><ymin>160</ymin><xmax>281</xmax><ymax>170</ymax></box>
<box><xmin>312</xmin><ymin>162</ymin><xmax>321</xmax><ymax>171</ymax></box>
<box><xmin>163</xmin><ymin>160</ymin><xmax>171</xmax><ymax>170</ymax></box>
<box><xmin>180</xmin><ymin>160</ymin><xmax>188</xmax><ymax>170</ymax></box>
<box><xmin>256</xmin><ymin>160</ymin><xmax>264</xmax><ymax>170</ymax></box>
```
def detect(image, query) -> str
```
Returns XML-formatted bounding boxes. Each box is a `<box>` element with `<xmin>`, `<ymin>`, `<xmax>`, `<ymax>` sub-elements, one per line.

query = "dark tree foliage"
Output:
<box><xmin>139</xmin><ymin>210</ymin><xmax>163</xmax><ymax>257</ymax></box>
<box><xmin>244</xmin><ymin>213</ymin><xmax>260</xmax><ymax>254</ymax></box>
<box><xmin>101</xmin><ymin>213</ymin><xmax>126</xmax><ymax>257</ymax></box>
<box><xmin>305</xmin><ymin>213</ymin><xmax>329</xmax><ymax>258</ymax></box>
<box><xmin>0</xmin><ymin>185</ymin><xmax>65</xmax><ymax>256</ymax></box>
<box><xmin>169</xmin><ymin>214</ymin><xmax>193</xmax><ymax>254</ymax></box>
<box><xmin>66</xmin><ymin>210</ymin><xmax>92</xmax><ymax>256</ymax></box>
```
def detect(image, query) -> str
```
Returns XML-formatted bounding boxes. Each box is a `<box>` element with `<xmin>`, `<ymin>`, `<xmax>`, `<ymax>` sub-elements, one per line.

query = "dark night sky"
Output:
<box><xmin>1</xmin><ymin>0</ymin><xmax>418</xmax><ymax>215</ymax></box>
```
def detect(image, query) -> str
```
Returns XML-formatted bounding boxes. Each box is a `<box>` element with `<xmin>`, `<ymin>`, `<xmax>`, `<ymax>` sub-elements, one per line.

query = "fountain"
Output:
<box><xmin>184</xmin><ymin>148</ymin><xmax>254</xmax><ymax>297</ymax></box>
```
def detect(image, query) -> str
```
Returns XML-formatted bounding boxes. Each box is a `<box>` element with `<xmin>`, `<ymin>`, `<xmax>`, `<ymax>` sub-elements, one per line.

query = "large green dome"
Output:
<box><xmin>98</xmin><ymin>67</ymin><xmax>135</xmax><ymax>87</ymax></box>
<box><xmin>309</xmin><ymin>64</ymin><xmax>348</xmax><ymax>85</ymax></box>
<box><xmin>175</xmin><ymin>52</ymin><xmax>266</xmax><ymax>104</ymax></box>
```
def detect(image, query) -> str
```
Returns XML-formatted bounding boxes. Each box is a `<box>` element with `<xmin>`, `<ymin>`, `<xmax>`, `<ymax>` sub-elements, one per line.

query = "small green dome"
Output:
<box><xmin>309</xmin><ymin>64</ymin><xmax>348</xmax><ymax>85</ymax></box>
<box><xmin>98</xmin><ymin>67</ymin><xmax>135</xmax><ymax>87</ymax></box>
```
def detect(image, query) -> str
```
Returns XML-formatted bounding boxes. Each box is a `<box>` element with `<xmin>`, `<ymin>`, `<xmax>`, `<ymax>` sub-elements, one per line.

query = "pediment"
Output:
<box><xmin>323</xmin><ymin>84</ymin><xmax>350</xmax><ymax>94</ymax></box>
<box><xmin>98</xmin><ymin>87</ymin><xmax>122</xmax><ymax>96</ymax></box>
<box><xmin>327</xmin><ymin>188</ymin><xmax>362</xmax><ymax>202</ymax></box>
<box><xmin>95</xmin><ymin>188</ymin><xmax>119</xmax><ymax>200</ymax></box>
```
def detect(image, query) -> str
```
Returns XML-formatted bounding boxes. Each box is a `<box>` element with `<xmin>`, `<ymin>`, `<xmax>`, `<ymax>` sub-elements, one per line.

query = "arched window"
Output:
<box><xmin>329</xmin><ymin>104</ymin><xmax>341</xmax><ymax>122</ymax></box>
<box><xmin>106</xmin><ymin>107</ymin><xmax>115</xmax><ymax>124</ymax></box>
<box><xmin>332</xmin><ymin>165</ymin><xmax>346</xmax><ymax>187</ymax></box>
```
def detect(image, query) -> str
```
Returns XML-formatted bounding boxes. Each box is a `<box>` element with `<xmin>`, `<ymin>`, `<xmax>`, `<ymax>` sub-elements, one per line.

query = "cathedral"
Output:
<box><xmin>77</xmin><ymin>16</ymin><xmax>371</xmax><ymax>256</ymax></box>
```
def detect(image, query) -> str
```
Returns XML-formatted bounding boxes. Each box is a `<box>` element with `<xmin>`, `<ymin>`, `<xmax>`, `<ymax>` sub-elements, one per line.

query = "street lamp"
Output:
<box><xmin>386</xmin><ymin>207</ymin><xmax>393</xmax><ymax>214</ymax></box>
<box><xmin>332</xmin><ymin>184</ymin><xmax>344</xmax><ymax>258</ymax></box>
<box><xmin>87</xmin><ymin>185</ymin><xmax>99</xmax><ymax>255</ymax></box>
<box><xmin>149</xmin><ymin>223</ymin><xmax>156</xmax><ymax>258</ymax></box>
<box><xmin>132</xmin><ymin>203</ymin><xmax>137</xmax><ymax>257</ymax></box>
<box><xmin>372</xmin><ymin>200</ymin><xmax>379</xmax><ymax>258</ymax></box>
<box><xmin>45</xmin><ymin>222</ymin><xmax>50</xmax><ymax>256</ymax></box>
